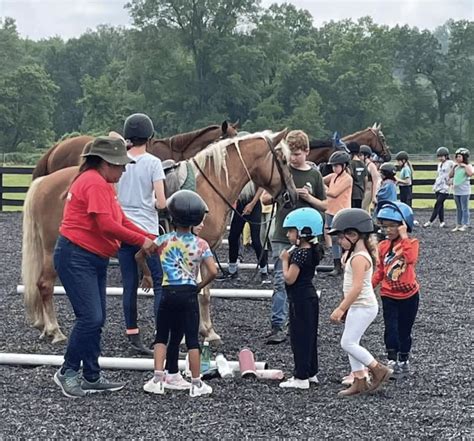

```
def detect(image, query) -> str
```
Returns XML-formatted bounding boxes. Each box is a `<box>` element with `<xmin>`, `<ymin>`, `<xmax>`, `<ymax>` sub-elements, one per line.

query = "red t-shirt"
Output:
<box><xmin>60</xmin><ymin>169</ymin><xmax>147</xmax><ymax>258</ymax></box>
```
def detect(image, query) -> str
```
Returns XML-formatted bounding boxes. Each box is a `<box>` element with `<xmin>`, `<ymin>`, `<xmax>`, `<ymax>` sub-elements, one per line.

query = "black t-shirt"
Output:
<box><xmin>285</xmin><ymin>247</ymin><xmax>318</xmax><ymax>301</ymax></box>
<box><xmin>350</xmin><ymin>159</ymin><xmax>368</xmax><ymax>200</ymax></box>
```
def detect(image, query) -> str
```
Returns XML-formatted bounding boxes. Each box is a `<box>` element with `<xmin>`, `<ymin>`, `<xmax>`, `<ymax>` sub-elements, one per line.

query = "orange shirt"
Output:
<box><xmin>372</xmin><ymin>237</ymin><xmax>420</xmax><ymax>299</ymax></box>
<box><xmin>60</xmin><ymin>169</ymin><xmax>146</xmax><ymax>258</ymax></box>
<box><xmin>326</xmin><ymin>172</ymin><xmax>352</xmax><ymax>215</ymax></box>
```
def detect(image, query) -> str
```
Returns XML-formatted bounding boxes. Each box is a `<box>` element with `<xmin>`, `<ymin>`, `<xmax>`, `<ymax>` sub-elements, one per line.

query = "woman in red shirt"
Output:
<box><xmin>53</xmin><ymin>136</ymin><xmax>157</xmax><ymax>398</ymax></box>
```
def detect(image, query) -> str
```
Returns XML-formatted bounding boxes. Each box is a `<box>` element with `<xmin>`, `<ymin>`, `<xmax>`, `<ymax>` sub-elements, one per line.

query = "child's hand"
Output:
<box><xmin>279</xmin><ymin>249</ymin><xmax>289</xmax><ymax>261</ymax></box>
<box><xmin>330</xmin><ymin>307</ymin><xmax>346</xmax><ymax>323</ymax></box>
<box><xmin>140</xmin><ymin>275</ymin><xmax>153</xmax><ymax>293</ymax></box>
<box><xmin>398</xmin><ymin>221</ymin><xmax>408</xmax><ymax>239</ymax></box>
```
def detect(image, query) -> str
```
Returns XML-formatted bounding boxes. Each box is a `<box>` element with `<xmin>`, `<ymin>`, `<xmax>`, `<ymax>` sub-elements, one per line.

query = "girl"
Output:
<box><xmin>374</xmin><ymin>201</ymin><xmax>419</xmax><ymax>376</ymax></box>
<box><xmin>142</xmin><ymin>190</ymin><xmax>217</xmax><ymax>397</ymax></box>
<box><xmin>424</xmin><ymin>147</ymin><xmax>454</xmax><ymax>228</ymax></box>
<box><xmin>449</xmin><ymin>148</ymin><xmax>473</xmax><ymax>232</ymax></box>
<box><xmin>279</xmin><ymin>207</ymin><xmax>324</xmax><ymax>389</ymax></box>
<box><xmin>395</xmin><ymin>151</ymin><xmax>414</xmax><ymax>207</ymax></box>
<box><xmin>329</xmin><ymin>208</ymin><xmax>392</xmax><ymax>397</ymax></box>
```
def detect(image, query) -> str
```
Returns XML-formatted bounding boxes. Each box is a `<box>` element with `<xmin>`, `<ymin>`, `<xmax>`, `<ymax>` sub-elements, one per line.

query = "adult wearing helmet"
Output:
<box><xmin>53</xmin><ymin>136</ymin><xmax>158</xmax><ymax>398</ymax></box>
<box><xmin>374</xmin><ymin>201</ymin><xmax>420</xmax><ymax>376</ymax></box>
<box><xmin>347</xmin><ymin>142</ymin><xmax>368</xmax><ymax>209</ymax></box>
<box><xmin>278</xmin><ymin>208</ymin><xmax>324</xmax><ymax>389</ymax></box>
<box><xmin>144</xmin><ymin>190</ymin><xmax>217</xmax><ymax>397</ymax></box>
<box><xmin>360</xmin><ymin>145</ymin><xmax>381</xmax><ymax>214</ymax></box>
<box><xmin>117</xmin><ymin>113</ymin><xmax>166</xmax><ymax>354</ymax></box>
<box><xmin>327</xmin><ymin>208</ymin><xmax>392</xmax><ymax>396</ymax></box>
<box><xmin>423</xmin><ymin>147</ymin><xmax>454</xmax><ymax>228</ymax></box>
<box><xmin>449</xmin><ymin>148</ymin><xmax>473</xmax><ymax>231</ymax></box>
<box><xmin>323</xmin><ymin>151</ymin><xmax>353</xmax><ymax>276</ymax></box>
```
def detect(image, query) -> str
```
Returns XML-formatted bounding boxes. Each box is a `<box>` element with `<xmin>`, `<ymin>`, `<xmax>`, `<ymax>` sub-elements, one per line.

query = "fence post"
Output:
<box><xmin>0</xmin><ymin>168</ymin><xmax>3</xmax><ymax>211</ymax></box>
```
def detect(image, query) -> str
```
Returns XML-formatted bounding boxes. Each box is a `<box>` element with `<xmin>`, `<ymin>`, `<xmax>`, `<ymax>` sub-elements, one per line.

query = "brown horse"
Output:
<box><xmin>21</xmin><ymin>130</ymin><xmax>297</xmax><ymax>343</ymax></box>
<box><xmin>31</xmin><ymin>121</ymin><xmax>239</xmax><ymax>179</ymax></box>
<box><xmin>307</xmin><ymin>123</ymin><xmax>391</xmax><ymax>164</ymax></box>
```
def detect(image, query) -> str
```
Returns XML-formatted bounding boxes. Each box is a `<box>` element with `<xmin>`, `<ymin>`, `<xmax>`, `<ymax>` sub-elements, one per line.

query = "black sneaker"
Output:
<box><xmin>266</xmin><ymin>329</ymin><xmax>287</xmax><ymax>345</ymax></box>
<box><xmin>54</xmin><ymin>368</ymin><xmax>86</xmax><ymax>398</ymax></box>
<box><xmin>216</xmin><ymin>271</ymin><xmax>238</xmax><ymax>281</ymax></box>
<box><xmin>81</xmin><ymin>374</ymin><xmax>127</xmax><ymax>393</ymax></box>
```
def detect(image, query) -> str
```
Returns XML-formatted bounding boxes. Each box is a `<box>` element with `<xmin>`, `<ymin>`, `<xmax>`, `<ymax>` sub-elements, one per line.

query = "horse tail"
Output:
<box><xmin>32</xmin><ymin>143</ymin><xmax>58</xmax><ymax>180</ymax></box>
<box><xmin>21</xmin><ymin>178</ymin><xmax>44</xmax><ymax>325</ymax></box>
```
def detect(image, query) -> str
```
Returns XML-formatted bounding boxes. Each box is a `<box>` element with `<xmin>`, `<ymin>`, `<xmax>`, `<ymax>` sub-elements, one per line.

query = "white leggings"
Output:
<box><xmin>341</xmin><ymin>305</ymin><xmax>378</xmax><ymax>372</ymax></box>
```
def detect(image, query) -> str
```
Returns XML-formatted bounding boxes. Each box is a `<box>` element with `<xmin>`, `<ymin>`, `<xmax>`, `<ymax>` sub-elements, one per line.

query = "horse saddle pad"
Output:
<box><xmin>162</xmin><ymin>159</ymin><xmax>196</xmax><ymax>198</ymax></box>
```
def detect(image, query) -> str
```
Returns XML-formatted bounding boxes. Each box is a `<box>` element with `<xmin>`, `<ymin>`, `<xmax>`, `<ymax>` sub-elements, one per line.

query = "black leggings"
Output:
<box><xmin>399</xmin><ymin>186</ymin><xmax>413</xmax><ymax>207</ymax></box>
<box><xmin>155</xmin><ymin>285</ymin><xmax>200</xmax><ymax>374</ymax></box>
<box><xmin>429</xmin><ymin>192</ymin><xmax>449</xmax><ymax>223</ymax></box>
<box><xmin>228</xmin><ymin>200</ymin><xmax>267</xmax><ymax>268</ymax></box>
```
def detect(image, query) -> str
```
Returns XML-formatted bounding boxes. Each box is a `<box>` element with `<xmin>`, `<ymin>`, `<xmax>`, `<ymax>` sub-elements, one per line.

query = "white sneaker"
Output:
<box><xmin>164</xmin><ymin>372</ymin><xmax>191</xmax><ymax>390</ymax></box>
<box><xmin>439</xmin><ymin>222</ymin><xmax>446</xmax><ymax>228</ymax></box>
<box><xmin>423</xmin><ymin>221</ymin><xmax>431</xmax><ymax>228</ymax></box>
<box><xmin>308</xmin><ymin>375</ymin><xmax>319</xmax><ymax>384</ymax></box>
<box><xmin>189</xmin><ymin>380</ymin><xmax>213</xmax><ymax>397</ymax></box>
<box><xmin>143</xmin><ymin>377</ymin><xmax>165</xmax><ymax>394</ymax></box>
<box><xmin>451</xmin><ymin>225</ymin><xmax>460</xmax><ymax>232</ymax></box>
<box><xmin>459</xmin><ymin>225</ymin><xmax>468</xmax><ymax>232</ymax></box>
<box><xmin>413</xmin><ymin>220</ymin><xmax>420</xmax><ymax>226</ymax></box>
<box><xmin>279</xmin><ymin>377</ymin><xmax>310</xmax><ymax>389</ymax></box>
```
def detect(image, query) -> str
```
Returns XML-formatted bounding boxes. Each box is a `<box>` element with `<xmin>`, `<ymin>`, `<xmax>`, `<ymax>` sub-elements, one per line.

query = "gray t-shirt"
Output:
<box><xmin>117</xmin><ymin>152</ymin><xmax>165</xmax><ymax>234</ymax></box>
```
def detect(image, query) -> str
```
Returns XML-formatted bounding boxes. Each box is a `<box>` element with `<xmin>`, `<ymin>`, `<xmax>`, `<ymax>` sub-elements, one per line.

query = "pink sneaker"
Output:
<box><xmin>164</xmin><ymin>372</ymin><xmax>191</xmax><ymax>390</ymax></box>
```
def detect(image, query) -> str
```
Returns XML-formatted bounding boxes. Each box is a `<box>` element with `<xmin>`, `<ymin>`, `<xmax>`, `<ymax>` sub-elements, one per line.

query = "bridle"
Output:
<box><xmin>369</xmin><ymin>128</ymin><xmax>390</xmax><ymax>159</ymax></box>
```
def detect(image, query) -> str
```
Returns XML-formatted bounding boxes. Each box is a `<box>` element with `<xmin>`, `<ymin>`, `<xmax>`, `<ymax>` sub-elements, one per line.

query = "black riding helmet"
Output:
<box><xmin>123</xmin><ymin>113</ymin><xmax>155</xmax><ymax>141</ymax></box>
<box><xmin>455</xmin><ymin>147</ymin><xmax>470</xmax><ymax>162</ymax></box>
<box><xmin>167</xmin><ymin>190</ymin><xmax>209</xmax><ymax>227</ymax></box>
<box><xmin>328</xmin><ymin>151</ymin><xmax>351</xmax><ymax>165</ymax></box>
<box><xmin>329</xmin><ymin>208</ymin><xmax>375</xmax><ymax>235</ymax></box>
<box><xmin>346</xmin><ymin>141</ymin><xmax>360</xmax><ymax>154</ymax></box>
<box><xmin>436</xmin><ymin>146</ymin><xmax>449</xmax><ymax>157</ymax></box>
<box><xmin>360</xmin><ymin>145</ymin><xmax>373</xmax><ymax>158</ymax></box>
<box><xmin>395</xmin><ymin>151</ymin><xmax>409</xmax><ymax>161</ymax></box>
<box><xmin>379</xmin><ymin>162</ymin><xmax>397</xmax><ymax>179</ymax></box>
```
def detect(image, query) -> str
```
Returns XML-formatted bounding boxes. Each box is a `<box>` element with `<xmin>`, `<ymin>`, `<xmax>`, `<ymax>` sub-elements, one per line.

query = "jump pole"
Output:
<box><xmin>0</xmin><ymin>353</ymin><xmax>268</xmax><ymax>372</ymax></box>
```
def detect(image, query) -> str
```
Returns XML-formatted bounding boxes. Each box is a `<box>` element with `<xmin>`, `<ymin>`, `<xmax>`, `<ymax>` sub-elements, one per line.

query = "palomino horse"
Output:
<box><xmin>307</xmin><ymin>123</ymin><xmax>391</xmax><ymax>164</ymax></box>
<box><xmin>31</xmin><ymin>121</ymin><xmax>239</xmax><ymax>179</ymax></box>
<box><xmin>22</xmin><ymin>130</ymin><xmax>297</xmax><ymax>343</ymax></box>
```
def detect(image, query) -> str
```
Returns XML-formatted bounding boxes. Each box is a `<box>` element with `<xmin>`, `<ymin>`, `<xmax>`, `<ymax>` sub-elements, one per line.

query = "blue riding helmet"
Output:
<box><xmin>283</xmin><ymin>207</ymin><xmax>323</xmax><ymax>237</ymax></box>
<box><xmin>376</xmin><ymin>201</ymin><xmax>414</xmax><ymax>232</ymax></box>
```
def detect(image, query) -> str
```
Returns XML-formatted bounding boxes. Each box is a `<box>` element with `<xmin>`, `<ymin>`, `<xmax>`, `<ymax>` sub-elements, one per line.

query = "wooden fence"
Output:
<box><xmin>0</xmin><ymin>165</ymin><xmax>473</xmax><ymax>211</ymax></box>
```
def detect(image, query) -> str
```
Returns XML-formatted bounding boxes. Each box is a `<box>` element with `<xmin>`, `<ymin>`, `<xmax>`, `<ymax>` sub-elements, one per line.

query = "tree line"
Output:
<box><xmin>0</xmin><ymin>1</ymin><xmax>472</xmax><ymax>155</ymax></box>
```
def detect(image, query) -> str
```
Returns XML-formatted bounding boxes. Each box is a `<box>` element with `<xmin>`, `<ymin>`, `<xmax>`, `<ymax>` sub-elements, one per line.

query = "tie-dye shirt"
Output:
<box><xmin>154</xmin><ymin>232</ymin><xmax>213</xmax><ymax>286</ymax></box>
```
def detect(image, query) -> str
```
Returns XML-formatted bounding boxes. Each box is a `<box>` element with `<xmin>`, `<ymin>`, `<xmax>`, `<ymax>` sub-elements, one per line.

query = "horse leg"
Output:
<box><xmin>198</xmin><ymin>286</ymin><xmax>221</xmax><ymax>345</ymax></box>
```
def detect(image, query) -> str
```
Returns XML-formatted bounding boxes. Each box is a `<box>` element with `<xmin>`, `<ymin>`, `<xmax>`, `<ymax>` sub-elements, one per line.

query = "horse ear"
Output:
<box><xmin>271</xmin><ymin>129</ymin><xmax>288</xmax><ymax>147</ymax></box>
<box><xmin>371</xmin><ymin>122</ymin><xmax>377</xmax><ymax>129</ymax></box>
<box><xmin>231</xmin><ymin>119</ymin><xmax>240</xmax><ymax>129</ymax></box>
<box><xmin>377</xmin><ymin>123</ymin><xmax>382</xmax><ymax>130</ymax></box>
<box><xmin>221</xmin><ymin>120</ymin><xmax>229</xmax><ymax>134</ymax></box>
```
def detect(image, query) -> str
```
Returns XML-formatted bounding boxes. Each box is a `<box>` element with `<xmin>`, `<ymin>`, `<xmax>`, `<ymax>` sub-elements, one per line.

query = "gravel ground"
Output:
<box><xmin>0</xmin><ymin>211</ymin><xmax>472</xmax><ymax>439</ymax></box>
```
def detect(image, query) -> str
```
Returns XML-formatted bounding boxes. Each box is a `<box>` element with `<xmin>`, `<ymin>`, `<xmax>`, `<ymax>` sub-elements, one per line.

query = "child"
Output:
<box><xmin>142</xmin><ymin>190</ymin><xmax>217</xmax><ymax>397</ymax></box>
<box><xmin>278</xmin><ymin>207</ymin><xmax>324</xmax><ymax>389</ymax></box>
<box><xmin>423</xmin><ymin>147</ymin><xmax>454</xmax><ymax>228</ymax></box>
<box><xmin>395</xmin><ymin>151</ymin><xmax>414</xmax><ymax>206</ymax></box>
<box><xmin>449</xmin><ymin>148</ymin><xmax>472</xmax><ymax>232</ymax></box>
<box><xmin>374</xmin><ymin>201</ymin><xmax>419</xmax><ymax>376</ymax></box>
<box><xmin>374</xmin><ymin>163</ymin><xmax>398</xmax><ymax>215</ymax></box>
<box><xmin>329</xmin><ymin>208</ymin><xmax>392</xmax><ymax>397</ymax></box>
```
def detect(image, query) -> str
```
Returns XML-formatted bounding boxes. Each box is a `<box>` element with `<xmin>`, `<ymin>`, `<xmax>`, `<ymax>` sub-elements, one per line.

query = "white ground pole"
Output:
<box><xmin>17</xmin><ymin>285</ymin><xmax>273</xmax><ymax>299</ymax></box>
<box><xmin>0</xmin><ymin>353</ymin><xmax>268</xmax><ymax>372</ymax></box>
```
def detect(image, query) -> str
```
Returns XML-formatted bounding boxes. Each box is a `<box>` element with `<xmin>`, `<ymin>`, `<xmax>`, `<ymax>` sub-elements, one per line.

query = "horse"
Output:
<box><xmin>307</xmin><ymin>123</ymin><xmax>391</xmax><ymax>165</ymax></box>
<box><xmin>21</xmin><ymin>130</ymin><xmax>297</xmax><ymax>344</ymax></box>
<box><xmin>31</xmin><ymin>121</ymin><xmax>239</xmax><ymax>179</ymax></box>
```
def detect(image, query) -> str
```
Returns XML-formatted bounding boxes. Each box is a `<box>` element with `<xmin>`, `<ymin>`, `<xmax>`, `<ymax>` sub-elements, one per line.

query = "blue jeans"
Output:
<box><xmin>454</xmin><ymin>194</ymin><xmax>470</xmax><ymax>226</ymax></box>
<box><xmin>270</xmin><ymin>241</ymin><xmax>289</xmax><ymax>329</ymax></box>
<box><xmin>54</xmin><ymin>235</ymin><xmax>108</xmax><ymax>381</ymax></box>
<box><xmin>118</xmin><ymin>243</ymin><xmax>163</xmax><ymax>330</ymax></box>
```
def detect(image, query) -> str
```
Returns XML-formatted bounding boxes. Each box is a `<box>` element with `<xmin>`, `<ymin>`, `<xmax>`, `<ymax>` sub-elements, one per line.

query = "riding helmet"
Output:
<box><xmin>379</xmin><ymin>163</ymin><xmax>397</xmax><ymax>179</ymax></box>
<box><xmin>395</xmin><ymin>151</ymin><xmax>409</xmax><ymax>161</ymax></box>
<box><xmin>283</xmin><ymin>207</ymin><xmax>323</xmax><ymax>237</ymax></box>
<box><xmin>346</xmin><ymin>141</ymin><xmax>361</xmax><ymax>154</ymax></box>
<box><xmin>359</xmin><ymin>145</ymin><xmax>373</xmax><ymax>157</ymax></box>
<box><xmin>328</xmin><ymin>151</ymin><xmax>351</xmax><ymax>165</ymax></box>
<box><xmin>454</xmin><ymin>147</ymin><xmax>470</xmax><ymax>159</ymax></box>
<box><xmin>436</xmin><ymin>146</ymin><xmax>449</xmax><ymax>157</ymax></box>
<box><xmin>123</xmin><ymin>113</ymin><xmax>155</xmax><ymax>140</ymax></box>
<box><xmin>376</xmin><ymin>201</ymin><xmax>414</xmax><ymax>232</ymax></box>
<box><xmin>328</xmin><ymin>208</ymin><xmax>374</xmax><ymax>235</ymax></box>
<box><xmin>167</xmin><ymin>190</ymin><xmax>209</xmax><ymax>227</ymax></box>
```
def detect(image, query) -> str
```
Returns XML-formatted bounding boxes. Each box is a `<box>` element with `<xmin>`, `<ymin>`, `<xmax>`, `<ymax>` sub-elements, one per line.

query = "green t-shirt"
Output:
<box><xmin>272</xmin><ymin>166</ymin><xmax>326</xmax><ymax>244</ymax></box>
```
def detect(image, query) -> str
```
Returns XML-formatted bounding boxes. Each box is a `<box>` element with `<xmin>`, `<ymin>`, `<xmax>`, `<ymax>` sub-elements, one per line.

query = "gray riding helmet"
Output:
<box><xmin>328</xmin><ymin>208</ymin><xmax>375</xmax><ymax>235</ymax></box>
<box><xmin>328</xmin><ymin>151</ymin><xmax>351</xmax><ymax>165</ymax></box>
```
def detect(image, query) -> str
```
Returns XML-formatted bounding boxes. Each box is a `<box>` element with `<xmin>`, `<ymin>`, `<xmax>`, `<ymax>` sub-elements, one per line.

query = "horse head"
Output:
<box><xmin>368</xmin><ymin>122</ymin><xmax>391</xmax><ymax>162</ymax></box>
<box><xmin>220</xmin><ymin>120</ymin><xmax>239</xmax><ymax>139</ymax></box>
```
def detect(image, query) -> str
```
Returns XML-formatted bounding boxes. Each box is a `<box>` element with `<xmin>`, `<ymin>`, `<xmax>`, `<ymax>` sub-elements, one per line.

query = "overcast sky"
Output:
<box><xmin>1</xmin><ymin>0</ymin><xmax>472</xmax><ymax>41</ymax></box>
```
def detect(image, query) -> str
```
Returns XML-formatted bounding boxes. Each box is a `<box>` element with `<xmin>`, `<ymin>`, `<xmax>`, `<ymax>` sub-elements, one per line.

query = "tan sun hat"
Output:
<box><xmin>81</xmin><ymin>136</ymin><xmax>135</xmax><ymax>165</ymax></box>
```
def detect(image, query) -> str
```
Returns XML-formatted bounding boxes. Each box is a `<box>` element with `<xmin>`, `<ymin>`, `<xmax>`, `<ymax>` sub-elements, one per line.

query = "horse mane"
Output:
<box><xmin>193</xmin><ymin>130</ymin><xmax>287</xmax><ymax>185</ymax></box>
<box><xmin>342</xmin><ymin>127</ymin><xmax>372</xmax><ymax>141</ymax></box>
<box><xmin>165</xmin><ymin>125</ymin><xmax>221</xmax><ymax>153</ymax></box>
<box><xmin>309</xmin><ymin>138</ymin><xmax>333</xmax><ymax>150</ymax></box>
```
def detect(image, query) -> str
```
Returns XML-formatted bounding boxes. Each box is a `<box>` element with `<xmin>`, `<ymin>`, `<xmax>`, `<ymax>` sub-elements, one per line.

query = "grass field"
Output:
<box><xmin>1</xmin><ymin>166</ymin><xmax>473</xmax><ymax>211</ymax></box>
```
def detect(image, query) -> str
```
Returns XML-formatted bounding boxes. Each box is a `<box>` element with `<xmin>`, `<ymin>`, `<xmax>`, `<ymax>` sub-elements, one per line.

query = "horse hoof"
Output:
<box><xmin>52</xmin><ymin>332</ymin><xmax>67</xmax><ymax>344</ymax></box>
<box><xmin>32</xmin><ymin>320</ymin><xmax>44</xmax><ymax>330</ymax></box>
<box><xmin>205</xmin><ymin>330</ymin><xmax>222</xmax><ymax>346</ymax></box>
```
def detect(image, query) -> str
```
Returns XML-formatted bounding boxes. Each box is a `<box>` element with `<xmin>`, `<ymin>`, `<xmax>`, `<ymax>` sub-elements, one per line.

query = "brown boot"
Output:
<box><xmin>367</xmin><ymin>362</ymin><xmax>393</xmax><ymax>393</ymax></box>
<box><xmin>338</xmin><ymin>377</ymin><xmax>369</xmax><ymax>397</ymax></box>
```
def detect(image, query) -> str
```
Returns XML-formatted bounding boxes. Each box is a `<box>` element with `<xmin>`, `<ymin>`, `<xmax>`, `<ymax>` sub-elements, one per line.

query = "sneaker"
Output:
<box><xmin>54</xmin><ymin>368</ymin><xmax>86</xmax><ymax>398</ymax></box>
<box><xmin>143</xmin><ymin>377</ymin><xmax>165</xmax><ymax>394</ymax></box>
<box><xmin>215</xmin><ymin>271</ymin><xmax>238</xmax><ymax>282</ymax></box>
<box><xmin>451</xmin><ymin>225</ymin><xmax>461</xmax><ymax>232</ymax></box>
<box><xmin>399</xmin><ymin>361</ymin><xmax>410</xmax><ymax>374</ymax></box>
<box><xmin>279</xmin><ymin>377</ymin><xmax>310</xmax><ymax>389</ymax></box>
<box><xmin>164</xmin><ymin>372</ymin><xmax>191</xmax><ymax>390</ymax></box>
<box><xmin>189</xmin><ymin>380</ymin><xmax>213</xmax><ymax>397</ymax></box>
<box><xmin>423</xmin><ymin>221</ymin><xmax>431</xmax><ymax>228</ymax></box>
<box><xmin>459</xmin><ymin>225</ymin><xmax>468</xmax><ymax>232</ymax></box>
<box><xmin>81</xmin><ymin>374</ymin><xmax>127</xmax><ymax>393</ymax></box>
<box><xmin>260</xmin><ymin>272</ymin><xmax>271</xmax><ymax>285</ymax></box>
<box><xmin>308</xmin><ymin>374</ymin><xmax>319</xmax><ymax>384</ymax></box>
<box><xmin>439</xmin><ymin>222</ymin><xmax>446</xmax><ymax>228</ymax></box>
<box><xmin>388</xmin><ymin>360</ymin><xmax>402</xmax><ymax>378</ymax></box>
<box><xmin>413</xmin><ymin>220</ymin><xmax>420</xmax><ymax>226</ymax></box>
<box><xmin>266</xmin><ymin>329</ymin><xmax>287</xmax><ymax>345</ymax></box>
